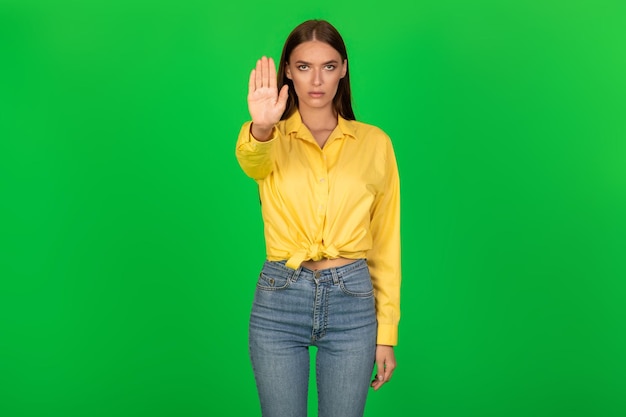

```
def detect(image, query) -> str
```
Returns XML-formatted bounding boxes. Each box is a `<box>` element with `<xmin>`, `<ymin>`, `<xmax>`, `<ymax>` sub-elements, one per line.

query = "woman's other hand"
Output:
<box><xmin>247</xmin><ymin>56</ymin><xmax>289</xmax><ymax>141</ymax></box>
<box><xmin>371</xmin><ymin>345</ymin><xmax>396</xmax><ymax>391</ymax></box>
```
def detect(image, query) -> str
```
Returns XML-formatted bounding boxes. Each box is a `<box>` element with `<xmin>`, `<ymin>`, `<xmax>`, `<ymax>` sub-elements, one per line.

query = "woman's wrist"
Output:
<box><xmin>251</xmin><ymin>123</ymin><xmax>274</xmax><ymax>141</ymax></box>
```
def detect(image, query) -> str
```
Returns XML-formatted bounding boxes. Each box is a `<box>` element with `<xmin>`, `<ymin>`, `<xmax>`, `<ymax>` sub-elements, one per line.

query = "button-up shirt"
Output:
<box><xmin>236</xmin><ymin>110</ymin><xmax>401</xmax><ymax>345</ymax></box>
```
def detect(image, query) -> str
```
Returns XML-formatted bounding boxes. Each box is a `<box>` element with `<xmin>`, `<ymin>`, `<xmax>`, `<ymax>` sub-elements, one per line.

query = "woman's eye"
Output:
<box><xmin>324</xmin><ymin>65</ymin><xmax>336</xmax><ymax>70</ymax></box>
<box><xmin>298</xmin><ymin>65</ymin><xmax>309</xmax><ymax>70</ymax></box>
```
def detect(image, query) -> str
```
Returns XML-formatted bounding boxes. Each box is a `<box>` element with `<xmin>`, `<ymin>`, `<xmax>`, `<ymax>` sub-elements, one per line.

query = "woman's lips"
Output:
<box><xmin>309</xmin><ymin>92</ymin><xmax>324</xmax><ymax>98</ymax></box>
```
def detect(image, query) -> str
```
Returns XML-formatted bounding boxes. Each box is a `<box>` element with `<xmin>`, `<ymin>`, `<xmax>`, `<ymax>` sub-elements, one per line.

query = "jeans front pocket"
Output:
<box><xmin>338</xmin><ymin>267</ymin><xmax>374</xmax><ymax>298</ymax></box>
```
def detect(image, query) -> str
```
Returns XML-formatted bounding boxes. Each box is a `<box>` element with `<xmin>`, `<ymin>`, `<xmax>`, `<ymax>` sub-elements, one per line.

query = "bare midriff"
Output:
<box><xmin>300</xmin><ymin>257</ymin><xmax>361</xmax><ymax>271</ymax></box>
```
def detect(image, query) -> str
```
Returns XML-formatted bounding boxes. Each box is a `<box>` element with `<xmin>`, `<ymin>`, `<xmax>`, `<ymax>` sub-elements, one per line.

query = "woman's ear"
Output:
<box><xmin>341</xmin><ymin>59</ymin><xmax>347</xmax><ymax>78</ymax></box>
<box><xmin>286</xmin><ymin>64</ymin><xmax>292</xmax><ymax>80</ymax></box>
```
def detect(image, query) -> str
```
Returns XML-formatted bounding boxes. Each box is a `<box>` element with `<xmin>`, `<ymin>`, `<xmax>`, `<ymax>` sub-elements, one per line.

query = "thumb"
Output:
<box><xmin>375</xmin><ymin>359</ymin><xmax>385</xmax><ymax>383</ymax></box>
<box><xmin>277</xmin><ymin>84</ymin><xmax>289</xmax><ymax>106</ymax></box>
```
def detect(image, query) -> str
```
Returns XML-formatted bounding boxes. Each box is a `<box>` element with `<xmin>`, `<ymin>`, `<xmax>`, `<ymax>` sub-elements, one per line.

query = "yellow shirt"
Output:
<box><xmin>235</xmin><ymin>110</ymin><xmax>401</xmax><ymax>346</ymax></box>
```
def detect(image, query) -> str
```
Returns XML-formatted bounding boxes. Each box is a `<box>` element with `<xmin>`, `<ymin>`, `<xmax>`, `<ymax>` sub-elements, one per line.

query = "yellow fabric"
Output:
<box><xmin>235</xmin><ymin>110</ymin><xmax>401</xmax><ymax>346</ymax></box>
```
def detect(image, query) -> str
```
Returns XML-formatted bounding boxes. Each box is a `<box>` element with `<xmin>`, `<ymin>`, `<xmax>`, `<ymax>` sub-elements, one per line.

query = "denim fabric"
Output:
<box><xmin>249</xmin><ymin>259</ymin><xmax>377</xmax><ymax>417</ymax></box>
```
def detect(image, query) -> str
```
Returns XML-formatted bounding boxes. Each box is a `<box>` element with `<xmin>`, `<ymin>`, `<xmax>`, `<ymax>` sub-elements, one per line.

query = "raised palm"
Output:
<box><xmin>248</xmin><ymin>56</ymin><xmax>289</xmax><ymax>129</ymax></box>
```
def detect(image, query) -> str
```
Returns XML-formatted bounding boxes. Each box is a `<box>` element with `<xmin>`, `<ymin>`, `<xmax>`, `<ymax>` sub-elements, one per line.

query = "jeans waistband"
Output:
<box><xmin>262</xmin><ymin>259</ymin><xmax>368</xmax><ymax>284</ymax></box>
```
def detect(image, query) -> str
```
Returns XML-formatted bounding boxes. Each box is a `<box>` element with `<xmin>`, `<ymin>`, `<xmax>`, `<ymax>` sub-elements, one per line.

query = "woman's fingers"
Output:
<box><xmin>255</xmin><ymin>58</ymin><xmax>263</xmax><ymax>91</ymax></box>
<box><xmin>260</xmin><ymin>56</ymin><xmax>269</xmax><ymax>88</ymax></box>
<box><xmin>250</xmin><ymin>56</ymin><xmax>278</xmax><ymax>92</ymax></box>
<box><xmin>249</xmin><ymin>68</ymin><xmax>256</xmax><ymax>94</ymax></box>
<box><xmin>268</xmin><ymin>57</ymin><xmax>277</xmax><ymax>90</ymax></box>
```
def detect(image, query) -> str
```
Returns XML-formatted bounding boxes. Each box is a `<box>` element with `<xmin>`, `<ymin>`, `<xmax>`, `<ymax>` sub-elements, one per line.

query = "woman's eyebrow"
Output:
<box><xmin>294</xmin><ymin>60</ymin><xmax>340</xmax><ymax>65</ymax></box>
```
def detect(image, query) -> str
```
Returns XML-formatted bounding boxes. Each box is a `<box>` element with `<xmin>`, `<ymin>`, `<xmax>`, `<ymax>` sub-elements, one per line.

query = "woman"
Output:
<box><xmin>236</xmin><ymin>20</ymin><xmax>401</xmax><ymax>417</ymax></box>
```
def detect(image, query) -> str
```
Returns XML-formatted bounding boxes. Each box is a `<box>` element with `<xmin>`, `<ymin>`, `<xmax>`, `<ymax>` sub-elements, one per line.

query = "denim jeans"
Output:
<box><xmin>249</xmin><ymin>259</ymin><xmax>377</xmax><ymax>417</ymax></box>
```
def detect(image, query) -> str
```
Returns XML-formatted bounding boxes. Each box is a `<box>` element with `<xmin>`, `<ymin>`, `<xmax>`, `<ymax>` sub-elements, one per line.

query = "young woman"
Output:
<box><xmin>236</xmin><ymin>19</ymin><xmax>401</xmax><ymax>417</ymax></box>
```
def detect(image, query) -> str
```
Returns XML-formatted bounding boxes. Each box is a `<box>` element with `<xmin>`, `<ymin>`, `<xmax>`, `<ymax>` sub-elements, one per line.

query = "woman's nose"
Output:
<box><xmin>312</xmin><ymin>69</ymin><xmax>322</xmax><ymax>86</ymax></box>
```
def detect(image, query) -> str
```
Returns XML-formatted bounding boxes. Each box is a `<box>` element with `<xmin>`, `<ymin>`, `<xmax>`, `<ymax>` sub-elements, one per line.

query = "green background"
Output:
<box><xmin>1</xmin><ymin>0</ymin><xmax>625</xmax><ymax>416</ymax></box>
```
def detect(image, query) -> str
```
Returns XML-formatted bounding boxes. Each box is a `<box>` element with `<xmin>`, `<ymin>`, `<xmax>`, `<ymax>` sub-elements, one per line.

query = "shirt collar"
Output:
<box><xmin>284</xmin><ymin>109</ymin><xmax>358</xmax><ymax>141</ymax></box>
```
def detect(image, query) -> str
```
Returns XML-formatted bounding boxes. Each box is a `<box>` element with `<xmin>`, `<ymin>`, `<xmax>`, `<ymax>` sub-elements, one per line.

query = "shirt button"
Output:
<box><xmin>320</xmin><ymin>178</ymin><xmax>326</xmax><ymax>183</ymax></box>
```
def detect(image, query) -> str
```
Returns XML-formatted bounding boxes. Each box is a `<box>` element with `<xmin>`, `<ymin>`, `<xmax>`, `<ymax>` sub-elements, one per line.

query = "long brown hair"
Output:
<box><xmin>277</xmin><ymin>20</ymin><xmax>355</xmax><ymax>121</ymax></box>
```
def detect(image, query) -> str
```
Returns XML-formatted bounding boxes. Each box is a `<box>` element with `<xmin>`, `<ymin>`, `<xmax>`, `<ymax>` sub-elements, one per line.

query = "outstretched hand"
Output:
<box><xmin>248</xmin><ymin>56</ymin><xmax>289</xmax><ymax>140</ymax></box>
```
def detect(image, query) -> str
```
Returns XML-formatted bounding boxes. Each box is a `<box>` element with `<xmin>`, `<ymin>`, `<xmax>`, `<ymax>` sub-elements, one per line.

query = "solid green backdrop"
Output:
<box><xmin>1</xmin><ymin>0</ymin><xmax>625</xmax><ymax>416</ymax></box>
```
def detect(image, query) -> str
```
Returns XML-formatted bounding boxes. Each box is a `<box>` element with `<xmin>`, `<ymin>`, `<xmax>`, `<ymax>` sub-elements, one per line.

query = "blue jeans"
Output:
<box><xmin>249</xmin><ymin>259</ymin><xmax>377</xmax><ymax>417</ymax></box>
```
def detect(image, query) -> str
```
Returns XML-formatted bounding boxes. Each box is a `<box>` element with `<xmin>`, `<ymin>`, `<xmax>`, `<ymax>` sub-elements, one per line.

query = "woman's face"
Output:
<box><xmin>286</xmin><ymin>40</ymin><xmax>347</xmax><ymax>113</ymax></box>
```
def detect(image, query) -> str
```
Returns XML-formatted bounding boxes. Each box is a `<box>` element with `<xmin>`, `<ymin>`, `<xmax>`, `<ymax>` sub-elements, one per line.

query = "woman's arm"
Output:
<box><xmin>235</xmin><ymin>56</ymin><xmax>289</xmax><ymax>180</ymax></box>
<box><xmin>368</xmin><ymin>137</ymin><xmax>401</xmax><ymax>390</ymax></box>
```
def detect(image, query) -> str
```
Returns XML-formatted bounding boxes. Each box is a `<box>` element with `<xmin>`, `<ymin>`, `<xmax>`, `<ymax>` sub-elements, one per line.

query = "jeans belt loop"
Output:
<box><xmin>331</xmin><ymin>268</ymin><xmax>339</xmax><ymax>285</ymax></box>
